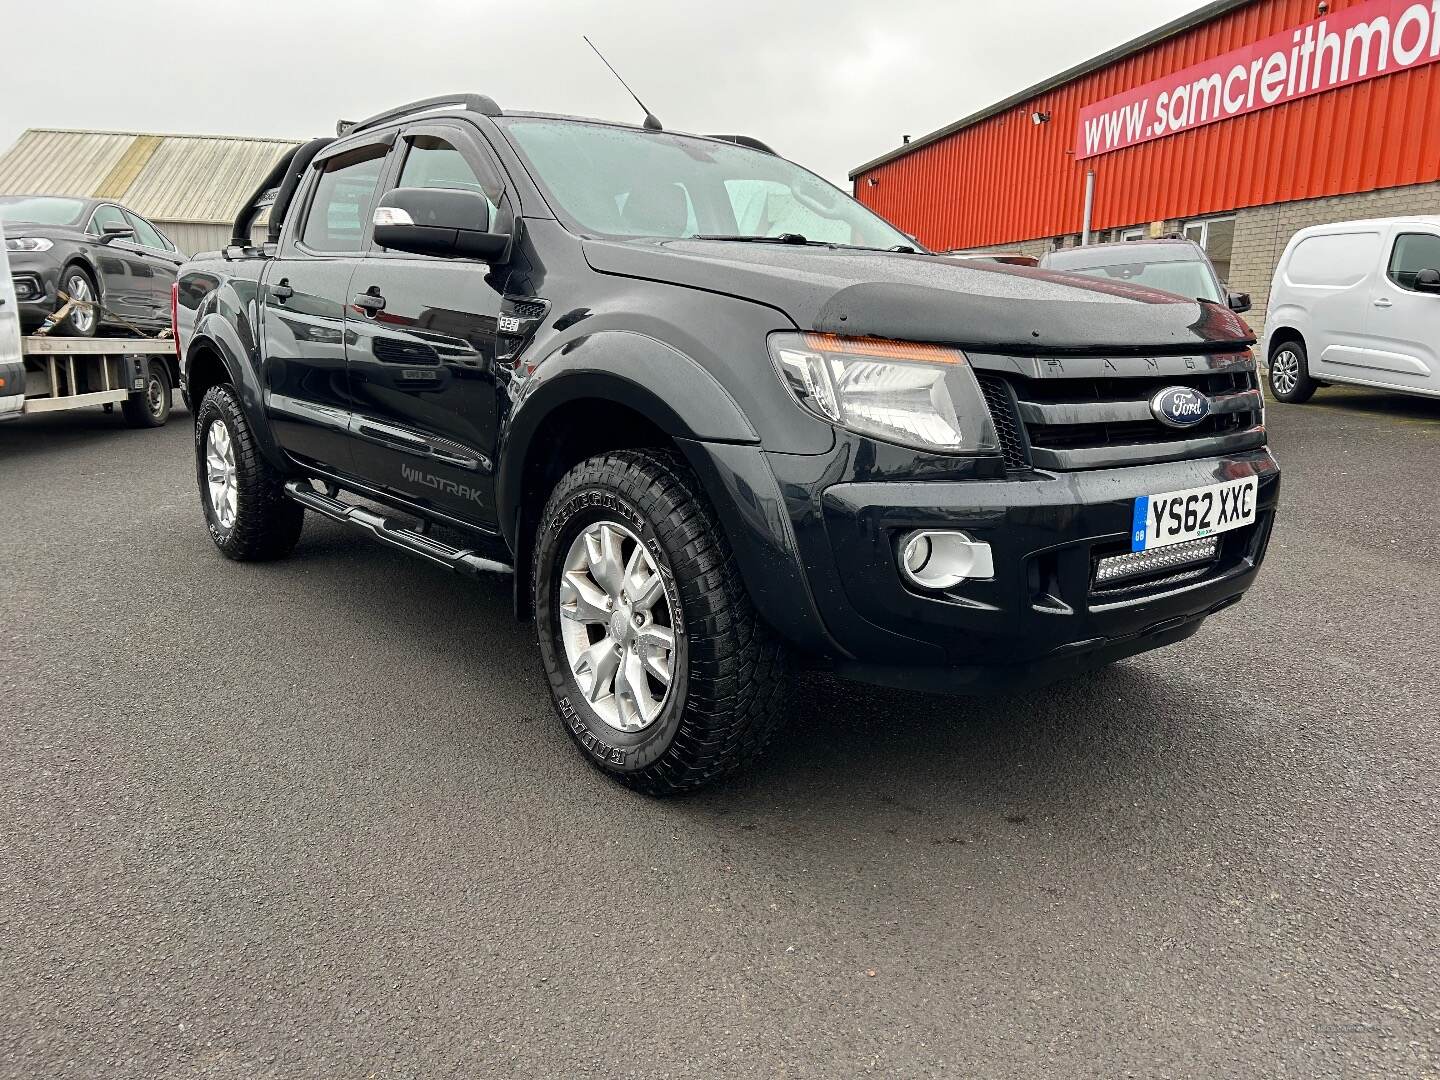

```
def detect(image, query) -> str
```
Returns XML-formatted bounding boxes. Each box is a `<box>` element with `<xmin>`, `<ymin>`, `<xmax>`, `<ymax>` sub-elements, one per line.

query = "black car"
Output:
<box><xmin>1</xmin><ymin>195</ymin><xmax>183</xmax><ymax>336</ymax></box>
<box><xmin>174</xmin><ymin>95</ymin><xmax>1278</xmax><ymax>795</ymax></box>
<box><xmin>1040</xmin><ymin>238</ymin><xmax>1251</xmax><ymax>314</ymax></box>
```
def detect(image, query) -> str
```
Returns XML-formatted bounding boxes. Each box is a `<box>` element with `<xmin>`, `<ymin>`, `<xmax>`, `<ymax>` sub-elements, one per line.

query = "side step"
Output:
<box><xmin>284</xmin><ymin>480</ymin><xmax>512</xmax><ymax>578</ymax></box>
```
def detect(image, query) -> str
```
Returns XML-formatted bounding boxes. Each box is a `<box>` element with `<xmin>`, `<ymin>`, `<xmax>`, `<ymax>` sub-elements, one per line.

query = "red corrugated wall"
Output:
<box><xmin>853</xmin><ymin>0</ymin><xmax>1440</xmax><ymax>250</ymax></box>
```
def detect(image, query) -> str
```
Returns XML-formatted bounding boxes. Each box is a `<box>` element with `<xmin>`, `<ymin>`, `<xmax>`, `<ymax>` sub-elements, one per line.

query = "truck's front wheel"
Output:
<box><xmin>533</xmin><ymin>450</ymin><xmax>787</xmax><ymax>795</ymax></box>
<box><xmin>194</xmin><ymin>384</ymin><xmax>304</xmax><ymax>561</ymax></box>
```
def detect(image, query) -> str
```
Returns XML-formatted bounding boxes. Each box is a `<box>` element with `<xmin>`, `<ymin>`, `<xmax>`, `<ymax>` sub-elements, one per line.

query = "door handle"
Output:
<box><xmin>353</xmin><ymin>288</ymin><xmax>386</xmax><ymax>316</ymax></box>
<box><xmin>271</xmin><ymin>279</ymin><xmax>294</xmax><ymax>301</ymax></box>
<box><xmin>1374</xmin><ymin>297</ymin><xmax>1393</xmax><ymax>308</ymax></box>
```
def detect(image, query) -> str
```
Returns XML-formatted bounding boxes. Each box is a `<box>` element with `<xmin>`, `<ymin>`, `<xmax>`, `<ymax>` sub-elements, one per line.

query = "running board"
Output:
<box><xmin>284</xmin><ymin>481</ymin><xmax>513</xmax><ymax>578</ymax></box>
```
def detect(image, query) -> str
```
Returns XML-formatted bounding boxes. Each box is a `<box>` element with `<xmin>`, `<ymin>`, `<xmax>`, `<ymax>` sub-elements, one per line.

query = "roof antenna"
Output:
<box><xmin>583</xmin><ymin>36</ymin><xmax>663</xmax><ymax>131</ymax></box>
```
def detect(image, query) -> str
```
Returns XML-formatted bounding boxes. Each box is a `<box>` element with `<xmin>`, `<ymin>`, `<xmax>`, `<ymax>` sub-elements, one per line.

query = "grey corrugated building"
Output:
<box><xmin>0</xmin><ymin>128</ymin><xmax>301</xmax><ymax>255</ymax></box>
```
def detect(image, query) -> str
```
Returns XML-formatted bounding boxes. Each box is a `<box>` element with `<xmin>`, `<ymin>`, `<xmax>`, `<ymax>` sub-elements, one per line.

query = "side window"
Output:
<box><xmin>1386</xmin><ymin>232</ymin><xmax>1440</xmax><ymax>292</ymax></box>
<box><xmin>394</xmin><ymin>134</ymin><xmax>499</xmax><ymax>218</ymax></box>
<box><xmin>300</xmin><ymin>149</ymin><xmax>387</xmax><ymax>253</ymax></box>
<box><xmin>88</xmin><ymin>204</ymin><xmax>129</xmax><ymax>237</ymax></box>
<box><xmin>125</xmin><ymin>211</ymin><xmax>166</xmax><ymax>250</ymax></box>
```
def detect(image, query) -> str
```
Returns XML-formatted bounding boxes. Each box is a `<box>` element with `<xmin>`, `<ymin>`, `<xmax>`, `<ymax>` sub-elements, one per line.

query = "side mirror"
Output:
<box><xmin>372</xmin><ymin>187</ymin><xmax>510</xmax><ymax>262</ymax></box>
<box><xmin>99</xmin><ymin>223</ymin><xmax>135</xmax><ymax>244</ymax></box>
<box><xmin>1415</xmin><ymin>268</ymin><xmax>1440</xmax><ymax>294</ymax></box>
<box><xmin>1227</xmin><ymin>291</ymin><xmax>1252</xmax><ymax>314</ymax></box>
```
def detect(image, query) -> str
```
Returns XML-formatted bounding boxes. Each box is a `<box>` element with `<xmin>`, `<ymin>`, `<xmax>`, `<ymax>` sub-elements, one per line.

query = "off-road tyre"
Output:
<box><xmin>533</xmin><ymin>449</ymin><xmax>788</xmax><ymax>795</ymax></box>
<box><xmin>1268</xmin><ymin>338</ymin><xmax>1317</xmax><ymax>404</ymax></box>
<box><xmin>121</xmin><ymin>358</ymin><xmax>172</xmax><ymax>428</ymax></box>
<box><xmin>194</xmin><ymin>384</ymin><xmax>304</xmax><ymax>561</ymax></box>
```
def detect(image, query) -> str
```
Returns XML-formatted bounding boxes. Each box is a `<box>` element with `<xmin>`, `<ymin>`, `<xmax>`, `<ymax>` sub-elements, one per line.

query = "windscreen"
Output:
<box><xmin>502</xmin><ymin>119</ymin><xmax>915</xmax><ymax>250</ymax></box>
<box><xmin>0</xmin><ymin>196</ymin><xmax>88</xmax><ymax>227</ymax></box>
<box><xmin>1059</xmin><ymin>253</ymin><xmax>1223</xmax><ymax>302</ymax></box>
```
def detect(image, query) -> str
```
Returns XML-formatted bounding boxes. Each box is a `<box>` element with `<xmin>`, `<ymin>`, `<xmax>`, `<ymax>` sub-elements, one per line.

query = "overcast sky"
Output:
<box><xmin>0</xmin><ymin>0</ymin><xmax>1210</xmax><ymax>187</ymax></box>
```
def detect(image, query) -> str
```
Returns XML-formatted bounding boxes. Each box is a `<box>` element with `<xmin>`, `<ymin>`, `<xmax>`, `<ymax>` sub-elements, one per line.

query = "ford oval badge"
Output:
<box><xmin>1149</xmin><ymin>386</ymin><xmax>1211</xmax><ymax>429</ymax></box>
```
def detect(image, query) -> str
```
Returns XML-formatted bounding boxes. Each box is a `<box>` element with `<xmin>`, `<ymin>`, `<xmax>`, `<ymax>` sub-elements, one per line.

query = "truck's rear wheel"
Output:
<box><xmin>194</xmin><ymin>384</ymin><xmax>304</xmax><ymax>561</ymax></box>
<box><xmin>121</xmin><ymin>358</ymin><xmax>171</xmax><ymax>428</ymax></box>
<box><xmin>533</xmin><ymin>450</ymin><xmax>787</xmax><ymax>795</ymax></box>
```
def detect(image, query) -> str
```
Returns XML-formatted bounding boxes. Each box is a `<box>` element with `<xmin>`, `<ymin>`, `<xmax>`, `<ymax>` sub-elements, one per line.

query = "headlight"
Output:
<box><xmin>769</xmin><ymin>332</ymin><xmax>998</xmax><ymax>454</ymax></box>
<box><xmin>5</xmin><ymin>237</ymin><xmax>53</xmax><ymax>252</ymax></box>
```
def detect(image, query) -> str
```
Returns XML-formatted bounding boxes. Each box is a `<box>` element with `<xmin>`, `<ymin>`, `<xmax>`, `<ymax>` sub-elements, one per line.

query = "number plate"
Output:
<box><xmin>1130</xmin><ymin>476</ymin><xmax>1258</xmax><ymax>552</ymax></box>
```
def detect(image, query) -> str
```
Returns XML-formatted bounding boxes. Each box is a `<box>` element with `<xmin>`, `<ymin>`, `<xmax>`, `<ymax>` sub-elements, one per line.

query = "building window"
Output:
<box><xmin>1121</xmin><ymin>227</ymin><xmax>1146</xmax><ymax>242</ymax></box>
<box><xmin>1182</xmin><ymin>215</ymin><xmax>1236</xmax><ymax>284</ymax></box>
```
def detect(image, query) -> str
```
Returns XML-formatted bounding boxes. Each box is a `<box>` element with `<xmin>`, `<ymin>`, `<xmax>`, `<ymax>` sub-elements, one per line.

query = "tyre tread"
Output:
<box><xmin>536</xmin><ymin>449</ymin><xmax>787</xmax><ymax>795</ymax></box>
<box><xmin>196</xmin><ymin>384</ymin><xmax>303</xmax><ymax>562</ymax></box>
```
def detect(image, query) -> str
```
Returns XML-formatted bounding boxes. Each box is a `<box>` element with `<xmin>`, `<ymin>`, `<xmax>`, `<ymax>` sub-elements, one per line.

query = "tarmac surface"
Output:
<box><xmin>2</xmin><ymin>388</ymin><xmax>1437</xmax><ymax>1078</ymax></box>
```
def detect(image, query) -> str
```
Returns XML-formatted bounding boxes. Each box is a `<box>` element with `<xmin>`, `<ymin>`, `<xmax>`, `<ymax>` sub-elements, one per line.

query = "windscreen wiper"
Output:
<box><xmin>689</xmin><ymin>233</ymin><xmax>811</xmax><ymax>244</ymax></box>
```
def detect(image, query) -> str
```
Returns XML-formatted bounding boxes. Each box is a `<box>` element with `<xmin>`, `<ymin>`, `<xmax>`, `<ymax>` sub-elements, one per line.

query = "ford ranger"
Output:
<box><xmin>174</xmin><ymin>94</ymin><xmax>1279</xmax><ymax>794</ymax></box>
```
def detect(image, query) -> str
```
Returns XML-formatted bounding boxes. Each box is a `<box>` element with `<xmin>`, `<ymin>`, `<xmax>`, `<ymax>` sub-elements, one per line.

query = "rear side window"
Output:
<box><xmin>125</xmin><ymin>211</ymin><xmax>166</xmax><ymax>250</ymax></box>
<box><xmin>1386</xmin><ymin>232</ymin><xmax>1440</xmax><ymax>291</ymax></box>
<box><xmin>1285</xmin><ymin>232</ymin><xmax>1380</xmax><ymax>287</ymax></box>
<box><xmin>301</xmin><ymin>150</ymin><xmax>386</xmax><ymax>253</ymax></box>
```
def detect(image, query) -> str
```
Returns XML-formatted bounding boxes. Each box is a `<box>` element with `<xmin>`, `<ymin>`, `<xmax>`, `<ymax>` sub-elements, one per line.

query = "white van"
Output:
<box><xmin>1263</xmin><ymin>217</ymin><xmax>1440</xmax><ymax>403</ymax></box>
<box><xmin>0</xmin><ymin>221</ymin><xmax>26</xmax><ymax>419</ymax></box>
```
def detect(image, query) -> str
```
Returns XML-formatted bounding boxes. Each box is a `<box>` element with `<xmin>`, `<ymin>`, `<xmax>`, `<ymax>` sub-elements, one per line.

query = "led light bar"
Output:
<box><xmin>1094</xmin><ymin>535</ymin><xmax>1219</xmax><ymax>584</ymax></box>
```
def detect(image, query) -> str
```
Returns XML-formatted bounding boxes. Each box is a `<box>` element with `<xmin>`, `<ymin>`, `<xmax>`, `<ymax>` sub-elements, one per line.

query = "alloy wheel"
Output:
<box><xmin>66</xmin><ymin>274</ymin><xmax>95</xmax><ymax>334</ymax></box>
<box><xmin>205</xmin><ymin>420</ymin><xmax>238</xmax><ymax>529</ymax></box>
<box><xmin>557</xmin><ymin>520</ymin><xmax>678</xmax><ymax>733</ymax></box>
<box><xmin>1271</xmin><ymin>348</ymin><xmax>1300</xmax><ymax>396</ymax></box>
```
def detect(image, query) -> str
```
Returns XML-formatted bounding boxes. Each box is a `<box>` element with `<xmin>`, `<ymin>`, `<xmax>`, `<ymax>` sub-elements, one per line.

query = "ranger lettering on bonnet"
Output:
<box><xmin>173</xmin><ymin>92</ymin><xmax>1279</xmax><ymax>795</ymax></box>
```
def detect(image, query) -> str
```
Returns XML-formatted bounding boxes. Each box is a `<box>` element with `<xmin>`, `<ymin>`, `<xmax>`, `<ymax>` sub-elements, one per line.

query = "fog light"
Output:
<box><xmin>899</xmin><ymin>530</ymin><xmax>994</xmax><ymax>590</ymax></box>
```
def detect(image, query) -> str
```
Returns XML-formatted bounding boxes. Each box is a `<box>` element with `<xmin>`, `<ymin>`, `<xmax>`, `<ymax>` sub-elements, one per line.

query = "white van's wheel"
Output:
<box><xmin>1268</xmin><ymin>340</ymin><xmax>1316</xmax><ymax>404</ymax></box>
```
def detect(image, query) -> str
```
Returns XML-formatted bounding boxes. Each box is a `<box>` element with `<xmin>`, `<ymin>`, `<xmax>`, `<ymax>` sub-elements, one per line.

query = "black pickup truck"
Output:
<box><xmin>174</xmin><ymin>94</ymin><xmax>1279</xmax><ymax>794</ymax></box>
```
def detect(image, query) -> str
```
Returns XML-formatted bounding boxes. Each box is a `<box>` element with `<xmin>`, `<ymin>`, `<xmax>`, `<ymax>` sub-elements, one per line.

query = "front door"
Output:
<box><xmin>344</xmin><ymin>123</ymin><xmax>508</xmax><ymax>526</ymax></box>
<box><xmin>85</xmin><ymin>203</ymin><xmax>152</xmax><ymax>323</ymax></box>
<box><xmin>260</xmin><ymin>143</ymin><xmax>389</xmax><ymax>475</ymax></box>
<box><xmin>1364</xmin><ymin>228</ymin><xmax>1440</xmax><ymax>393</ymax></box>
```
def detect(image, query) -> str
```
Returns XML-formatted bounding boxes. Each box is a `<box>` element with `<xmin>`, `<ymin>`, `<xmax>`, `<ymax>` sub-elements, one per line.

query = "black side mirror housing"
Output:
<box><xmin>372</xmin><ymin>187</ymin><xmax>510</xmax><ymax>262</ymax></box>
<box><xmin>1415</xmin><ymin>268</ymin><xmax>1440</xmax><ymax>294</ymax></box>
<box><xmin>99</xmin><ymin>223</ymin><xmax>135</xmax><ymax>244</ymax></box>
<box><xmin>1227</xmin><ymin>290</ymin><xmax>1252</xmax><ymax>314</ymax></box>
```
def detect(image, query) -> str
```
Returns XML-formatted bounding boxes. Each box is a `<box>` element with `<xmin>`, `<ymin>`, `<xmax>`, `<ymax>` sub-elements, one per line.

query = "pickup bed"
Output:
<box><xmin>174</xmin><ymin>93</ymin><xmax>1279</xmax><ymax>794</ymax></box>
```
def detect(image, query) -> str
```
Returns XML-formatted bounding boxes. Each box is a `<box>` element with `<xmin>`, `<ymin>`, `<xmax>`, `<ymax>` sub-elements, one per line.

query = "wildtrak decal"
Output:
<box><xmin>400</xmin><ymin>462</ymin><xmax>485</xmax><ymax>505</ymax></box>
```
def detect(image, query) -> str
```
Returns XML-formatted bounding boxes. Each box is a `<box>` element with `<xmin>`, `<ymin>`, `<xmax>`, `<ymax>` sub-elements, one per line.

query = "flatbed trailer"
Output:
<box><xmin>0</xmin><ymin>335</ymin><xmax>179</xmax><ymax>427</ymax></box>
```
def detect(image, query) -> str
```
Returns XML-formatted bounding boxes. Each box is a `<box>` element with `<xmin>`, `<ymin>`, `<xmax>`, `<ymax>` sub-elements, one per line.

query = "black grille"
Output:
<box><xmin>1026</xmin><ymin>411</ymin><xmax>1250</xmax><ymax>449</ymax></box>
<box><xmin>987</xmin><ymin>353</ymin><xmax>1266</xmax><ymax>471</ymax></box>
<box><xmin>976</xmin><ymin>373</ymin><xmax>1028</xmax><ymax>469</ymax></box>
<box><xmin>508</xmin><ymin>300</ymin><xmax>547</xmax><ymax>319</ymax></box>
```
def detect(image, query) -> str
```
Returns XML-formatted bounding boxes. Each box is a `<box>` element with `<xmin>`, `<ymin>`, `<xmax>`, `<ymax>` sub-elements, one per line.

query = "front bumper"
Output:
<box><xmin>8</xmin><ymin>251</ymin><xmax>62</xmax><ymax>330</ymax></box>
<box><xmin>766</xmin><ymin>446</ymin><xmax>1280</xmax><ymax>691</ymax></box>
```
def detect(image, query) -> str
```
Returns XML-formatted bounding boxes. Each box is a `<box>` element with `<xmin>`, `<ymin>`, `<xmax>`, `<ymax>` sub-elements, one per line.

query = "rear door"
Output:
<box><xmin>343</xmin><ymin>121</ymin><xmax>508</xmax><ymax>526</ymax></box>
<box><xmin>123</xmin><ymin>210</ymin><xmax>184</xmax><ymax>324</ymax></box>
<box><xmin>261</xmin><ymin>139</ymin><xmax>391</xmax><ymax>474</ymax></box>
<box><xmin>1364</xmin><ymin>227</ymin><xmax>1440</xmax><ymax>393</ymax></box>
